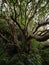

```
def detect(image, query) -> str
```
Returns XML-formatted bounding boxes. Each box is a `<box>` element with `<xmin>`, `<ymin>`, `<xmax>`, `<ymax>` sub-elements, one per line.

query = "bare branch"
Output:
<box><xmin>27</xmin><ymin>19</ymin><xmax>49</xmax><ymax>41</ymax></box>
<box><xmin>10</xmin><ymin>16</ymin><xmax>23</xmax><ymax>33</ymax></box>
<box><xmin>27</xmin><ymin>0</ymin><xmax>32</xmax><ymax>6</ymax></box>
<box><xmin>27</xmin><ymin>31</ymin><xmax>49</xmax><ymax>42</ymax></box>
<box><xmin>33</xmin><ymin>32</ymin><xmax>49</xmax><ymax>41</ymax></box>
<box><xmin>33</xmin><ymin>19</ymin><xmax>49</xmax><ymax>34</ymax></box>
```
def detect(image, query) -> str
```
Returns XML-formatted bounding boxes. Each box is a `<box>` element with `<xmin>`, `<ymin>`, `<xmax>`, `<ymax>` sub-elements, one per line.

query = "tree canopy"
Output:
<box><xmin>0</xmin><ymin>0</ymin><xmax>49</xmax><ymax>65</ymax></box>
<box><xmin>0</xmin><ymin>0</ymin><xmax>49</xmax><ymax>53</ymax></box>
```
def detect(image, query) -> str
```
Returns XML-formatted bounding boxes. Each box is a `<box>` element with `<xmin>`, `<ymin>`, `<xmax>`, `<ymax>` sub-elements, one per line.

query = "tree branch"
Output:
<box><xmin>27</xmin><ymin>0</ymin><xmax>41</xmax><ymax>26</ymax></box>
<box><xmin>33</xmin><ymin>19</ymin><xmax>49</xmax><ymax>34</ymax></box>
<box><xmin>27</xmin><ymin>0</ymin><xmax>49</xmax><ymax>27</ymax></box>
<box><xmin>0</xmin><ymin>33</ymin><xmax>9</xmax><ymax>42</ymax></box>
<box><xmin>10</xmin><ymin>16</ymin><xmax>24</xmax><ymax>33</ymax></box>
<box><xmin>27</xmin><ymin>31</ymin><xmax>49</xmax><ymax>42</ymax></box>
<box><xmin>27</xmin><ymin>19</ymin><xmax>49</xmax><ymax>41</ymax></box>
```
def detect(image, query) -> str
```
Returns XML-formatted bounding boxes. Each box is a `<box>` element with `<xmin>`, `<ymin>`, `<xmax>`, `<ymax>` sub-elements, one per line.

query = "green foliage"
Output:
<box><xmin>0</xmin><ymin>52</ymin><xmax>43</xmax><ymax>65</ymax></box>
<box><xmin>0</xmin><ymin>20</ymin><xmax>7</xmax><ymax>30</ymax></box>
<box><xmin>0</xmin><ymin>39</ymin><xmax>49</xmax><ymax>65</ymax></box>
<box><xmin>0</xmin><ymin>0</ymin><xmax>49</xmax><ymax>65</ymax></box>
<box><xmin>40</xmin><ymin>48</ymin><xmax>49</xmax><ymax>65</ymax></box>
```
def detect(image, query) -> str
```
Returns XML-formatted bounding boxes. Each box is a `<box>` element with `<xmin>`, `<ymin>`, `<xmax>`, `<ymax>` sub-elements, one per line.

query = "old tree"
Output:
<box><xmin>0</xmin><ymin>0</ymin><xmax>49</xmax><ymax>53</ymax></box>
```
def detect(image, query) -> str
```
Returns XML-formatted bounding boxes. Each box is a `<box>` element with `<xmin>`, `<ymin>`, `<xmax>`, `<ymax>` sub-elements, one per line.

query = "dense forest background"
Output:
<box><xmin>0</xmin><ymin>0</ymin><xmax>49</xmax><ymax>65</ymax></box>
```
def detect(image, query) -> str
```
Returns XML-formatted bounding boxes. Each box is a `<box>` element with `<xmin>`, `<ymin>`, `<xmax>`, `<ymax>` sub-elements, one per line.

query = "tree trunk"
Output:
<box><xmin>24</xmin><ymin>40</ymin><xmax>31</xmax><ymax>54</ymax></box>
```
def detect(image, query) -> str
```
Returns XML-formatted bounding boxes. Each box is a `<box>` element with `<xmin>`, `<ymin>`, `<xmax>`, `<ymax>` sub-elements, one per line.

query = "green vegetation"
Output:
<box><xmin>0</xmin><ymin>0</ymin><xmax>49</xmax><ymax>65</ymax></box>
<box><xmin>0</xmin><ymin>38</ymin><xmax>49</xmax><ymax>65</ymax></box>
